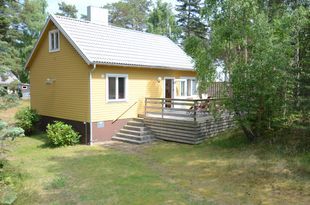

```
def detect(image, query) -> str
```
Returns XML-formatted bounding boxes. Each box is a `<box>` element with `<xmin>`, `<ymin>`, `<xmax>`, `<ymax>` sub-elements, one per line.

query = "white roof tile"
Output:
<box><xmin>51</xmin><ymin>15</ymin><xmax>194</xmax><ymax>70</ymax></box>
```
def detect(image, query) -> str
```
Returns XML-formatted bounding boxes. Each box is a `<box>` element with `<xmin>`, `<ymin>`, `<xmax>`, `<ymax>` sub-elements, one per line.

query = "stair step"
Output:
<box><xmin>112</xmin><ymin>136</ymin><xmax>143</xmax><ymax>144</ymax></box>
<box><xmin>132</xmin><ymin>118</ymin><xmax>144</xmax><ymax>123</ymax></box>
<box><xmin>127</xmin><ymin>121</ymin><xmax>145</xmax><ymax>127</ymax></box>
<box><xmin>120</xmin><ymin>128</ymin><xmax>151</xmax><ymax>136</ymax></box>
<box><xmin>116</xmin><ymin>133</ymin><xmax>153</xmax><ymax>142</ymax></box>
<box><xmin>124</xmin><ymin>125</ymin><xmax>149</xmax><ymax>131</ymax></box>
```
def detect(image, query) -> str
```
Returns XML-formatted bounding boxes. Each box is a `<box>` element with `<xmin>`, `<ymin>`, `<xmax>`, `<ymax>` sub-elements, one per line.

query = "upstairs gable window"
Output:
<box><xmin>49</xmin><ymin>30</ymin><xmax>60</xmax><ymax>52</ymax></box>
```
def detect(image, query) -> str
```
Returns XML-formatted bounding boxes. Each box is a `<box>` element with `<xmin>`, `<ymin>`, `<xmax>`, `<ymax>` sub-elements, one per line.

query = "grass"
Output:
<box><xmin>3</xmin><ymin>130</ymin><xmax>308</xmax><ymax>205</ymax></box>
<box><xmin>0</xmin><ymin>100</ymin><xmax>29</xmax><ymax>124</ymax></box>
<box><xmin>1</xmin><ymin>100</ymin><xmax>310</xmax><ymax>204</ymax></box>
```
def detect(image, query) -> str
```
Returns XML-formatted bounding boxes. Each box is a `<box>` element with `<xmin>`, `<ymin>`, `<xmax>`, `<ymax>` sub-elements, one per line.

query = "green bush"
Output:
<box><xmin>15</xmin><ymin>107</ymin><xmax>39</xmax><ymax>135</ymax></box>
<box><xmin>46</xmin><ymin>121</ymin><xmax>80</xmax><ymax>146</ymax></box>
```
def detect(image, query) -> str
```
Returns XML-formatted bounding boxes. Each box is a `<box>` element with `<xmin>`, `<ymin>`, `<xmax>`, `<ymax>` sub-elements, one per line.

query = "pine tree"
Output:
<box><xmin>0</xmin><ymin>0</ymin><xmax>21</xmax><ymax>74</ymax></box>
<box><xmin>55</xmin><ymin>1</ymin><xmax>78</xmax><ymax>18</ymax></box>
<box><xmin>147</xmin><ymin>0</ymin><xmax>180</xmax><ymax>42</ymax></box>
<box><xmin>175</xmin><ymin>0</ymin><xmax>205</xmax><ymax>39</ymax></box>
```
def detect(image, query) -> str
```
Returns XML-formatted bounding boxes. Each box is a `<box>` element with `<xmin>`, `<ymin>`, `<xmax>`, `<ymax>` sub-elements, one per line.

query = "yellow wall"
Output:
<box><xmin>92</xmin><ymin>65</ymin><xmax>196</xmax><ymax>122</ymax></box>
<box><xmin>29</xmin><ymin>22</ymin><xmax>90</xmax><ymax>122</ymax></box>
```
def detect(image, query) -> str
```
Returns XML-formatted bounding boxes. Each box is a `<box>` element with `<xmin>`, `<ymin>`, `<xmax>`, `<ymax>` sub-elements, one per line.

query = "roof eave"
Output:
<box><xmin>93</xmin><ymin>61</ymin><xmax>195</xmax><ymax>71</ymax></box>
<box><xmin>24</xmin><ymin>15</ymin><xmax>92</xmax><ymax>69</ymax></box>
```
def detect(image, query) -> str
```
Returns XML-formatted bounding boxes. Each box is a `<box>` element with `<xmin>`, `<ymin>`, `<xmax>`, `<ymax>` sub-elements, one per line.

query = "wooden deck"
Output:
<box><xmin>144</xmin><ymin>98</ymin><xmax>235</xmax><ymax>144</ymax></box>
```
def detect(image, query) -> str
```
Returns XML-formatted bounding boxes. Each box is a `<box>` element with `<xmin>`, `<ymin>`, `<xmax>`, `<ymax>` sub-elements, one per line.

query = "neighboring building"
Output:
<box><xmin>0</xmin><ymin>70</ymin><xmax>20</xmax><ymax>93</ymax></box>
<box><xmin>0</xmin><ymin>71</ymin><xmax>30</xmax><ymax>99</ymax></box>
<box><xmin>25</xmin><ymin>7</ymin><xmax>197</xmax><ymax>144</ymax></box>
<box><xmin>19</xmin><ymin>83</ymin><xmax>30</xmax><ymax>100</ymax></box>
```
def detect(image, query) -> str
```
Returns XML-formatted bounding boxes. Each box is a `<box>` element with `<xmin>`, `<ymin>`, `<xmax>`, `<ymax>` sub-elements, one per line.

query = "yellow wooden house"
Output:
<box><xmin>25</xmin><ymin>7</ymin><xmax>198</xmax><ymax>144</ymax></box>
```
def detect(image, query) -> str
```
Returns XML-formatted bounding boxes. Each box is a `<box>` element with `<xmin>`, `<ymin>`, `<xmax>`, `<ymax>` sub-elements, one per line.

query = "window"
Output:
<box><xmin>177</xmin><ymin>77</ymin><xmax>198</xmax><ymax>97</ymax></box>
<box><xmin>106</xmin><ymin>74</ymin><xmax>128</xmax><ymax>102</ymax></box>
<box><xmin>49</xmin><ymin>30</ymin><xmax>60</xmax><ymax>52</ymax></box>
<box><xmin>180</xmin><ymin>80</ymin><xmax>186</xmax><ymax>96</ymax></box>
<box><xmin>191</xmin><ymin>79</ymin><xmax>197</xmax><ymax>95</ymax></box>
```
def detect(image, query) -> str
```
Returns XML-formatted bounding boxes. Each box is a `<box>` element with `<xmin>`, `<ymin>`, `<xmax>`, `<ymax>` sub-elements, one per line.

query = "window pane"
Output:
<box><xmin>55</xmin><ymin>32</ymin><xmax>59</xmax><ymax>49</ymax></box>
<box><xmin>180</xmin><ymin>81</ymin><xmax>185</xmax><ymax>96</ymax></box>
<box><xmin>50</xmin><ymin>33</ymin><xmax>54</xmax><ymax>50</ymax></box>
<box><xmin>108</xmin><ymin>77</ymin><xmax>116</xmax><ymax>99</ymax></box>
<box><xmin>118</xmin><ymin>77</ymin><xmax>125</xmax><ymax>99</ymax></box>
<box><xmin>187</xmin><ymin>79</ymin><xmax>191</xmax><ymax>96</ymax></box>
<box><xmin>192</xmin><ymin>80</ymin><xmax>197</xmax><ymax>95</ymax></box>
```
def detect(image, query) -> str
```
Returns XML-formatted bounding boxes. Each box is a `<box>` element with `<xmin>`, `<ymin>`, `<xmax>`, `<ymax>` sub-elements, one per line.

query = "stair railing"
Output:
<box><xmin>112</xmin><ymin>101</ymin><xmax>138</xmax><ymax>124</ymax></box>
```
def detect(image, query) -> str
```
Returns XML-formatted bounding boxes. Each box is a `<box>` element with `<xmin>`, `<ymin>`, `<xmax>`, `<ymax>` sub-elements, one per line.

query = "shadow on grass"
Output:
<box><xmin>25</xmin><ymin>132</ymin><xmax>55</xmax><ymax>149</ymax></box>
<box><xmin>206</xmin><ymin>129</ymin><xmax>249</xmax><ymax>149</ymax></box>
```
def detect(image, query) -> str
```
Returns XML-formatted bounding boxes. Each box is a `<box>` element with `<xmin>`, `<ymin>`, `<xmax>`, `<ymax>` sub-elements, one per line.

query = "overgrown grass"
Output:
<box><xmin>0</xmin><ymin>100</ymin><xmax>29</xmax><ymax>124</ymax></box>
<box><xmin>3</xmin><ymin>129</ymin><xmax>309</xmax><ymax>205</ymax></box>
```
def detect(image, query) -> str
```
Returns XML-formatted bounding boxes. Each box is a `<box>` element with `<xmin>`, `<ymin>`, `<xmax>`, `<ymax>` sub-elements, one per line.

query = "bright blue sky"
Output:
<box><xmin>47</xmin><ymin>0</ymin><xmax>177</xmax><ymax>16</ymax></box>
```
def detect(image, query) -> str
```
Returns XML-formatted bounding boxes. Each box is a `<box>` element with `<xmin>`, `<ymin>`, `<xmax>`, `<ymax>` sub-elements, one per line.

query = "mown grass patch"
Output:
<box><xmin>3</xmin><ymin>127</ymin><xmax>309</xmax><ymax>205</ymax></box>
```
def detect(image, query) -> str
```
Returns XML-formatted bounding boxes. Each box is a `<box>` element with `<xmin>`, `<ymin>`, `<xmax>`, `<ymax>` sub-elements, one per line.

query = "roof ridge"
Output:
<box><xmin>52</xmin><ymin>14</ymin><xmax>169</xmax><ymax>39</ymax></box>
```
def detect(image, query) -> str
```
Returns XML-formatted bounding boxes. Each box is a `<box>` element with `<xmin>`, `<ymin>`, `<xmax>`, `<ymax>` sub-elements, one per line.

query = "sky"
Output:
<box><xmin>47</xmin><ymin>0</ymin><xmax>177</xmax><ymax>16</ymax></box>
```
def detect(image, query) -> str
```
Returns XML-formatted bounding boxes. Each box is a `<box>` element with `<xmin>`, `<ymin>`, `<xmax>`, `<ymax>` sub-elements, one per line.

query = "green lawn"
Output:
<box><xmin>5</xmin><ymin>130</ymin><xmax>310</xmax><ymax>205</ymax></box>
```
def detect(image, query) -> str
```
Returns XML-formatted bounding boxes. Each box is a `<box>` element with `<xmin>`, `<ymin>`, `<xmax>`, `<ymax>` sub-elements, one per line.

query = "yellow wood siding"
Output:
<box><xmin>92</xmin><ymin>65</ymin><xmax>196</xmax><ymax>122</ymax></box>
<box><xmin>29</xmin><ymin>22</ymin><xmax>90</xmax><ymax>122</ymax></box>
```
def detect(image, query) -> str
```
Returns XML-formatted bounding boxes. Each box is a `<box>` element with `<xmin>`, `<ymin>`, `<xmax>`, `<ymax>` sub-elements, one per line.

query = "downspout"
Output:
<box><xmin>89</xmin><ymin>64</ymin><xmax>96</xmax><ymax>145</ymax></box>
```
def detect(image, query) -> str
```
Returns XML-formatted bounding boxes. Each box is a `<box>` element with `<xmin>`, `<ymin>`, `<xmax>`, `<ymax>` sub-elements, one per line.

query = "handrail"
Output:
<box><xmin>144</xmin><ymin>97</ymin><xmax>224</xmax><ymax>121</ymax></box>
<box><xmin>146</xmin><ymin>97</ymin><xmax>224</xmax><ymax>102</ymax></box>
<box><xmin>112</xmin><ymin>101</ymin><xmax>138</xmax><ymax>124</ymax></box>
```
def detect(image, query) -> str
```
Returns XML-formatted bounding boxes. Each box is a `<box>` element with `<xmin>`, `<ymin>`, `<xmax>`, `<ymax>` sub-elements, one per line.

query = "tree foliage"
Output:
<box><xmin>0</xmin><ymin>0</ymin><xmax>47</xmax><ymax>82</ymax></box>
<box><xmin>188</xmin><ymin>0</ymin><xmax>310</xmax><ymax>140</ymax></box>
<box><xmin>176</xmin><ymin>0</ymin><xmax>206</xmax><ymax>39</ymax></box>
<box><xmin>55</xmin><ymin>1</ymin><xmax>78</xmax><ymax>18</ymax></box>
<box><xmin>104</xmin><ymin>0</ymin><xmax>151</xmax><ymax>31</ymax></box>
<box><xmin>147</xmin><ymin>0</ymin><xmax>181</xmax><ymax>42</ymax></box>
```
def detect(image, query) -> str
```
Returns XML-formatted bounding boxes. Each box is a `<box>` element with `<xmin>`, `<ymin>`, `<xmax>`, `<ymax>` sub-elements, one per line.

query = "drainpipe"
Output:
<box><xmin>89</xmin><ymin>64</ymin><xmax>96</xmax><ymax>145</ymax></box>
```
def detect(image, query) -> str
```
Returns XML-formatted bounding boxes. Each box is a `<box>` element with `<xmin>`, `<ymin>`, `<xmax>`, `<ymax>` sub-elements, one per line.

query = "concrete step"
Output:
<box><xmin>127</xmin><ymin>121</ymin><xmax>145</xmax><ymax>127</ymax></box>
<box><xmin>115</xmin><ymin>133</ymin><xmax>154</xmax><ymax>142</ymax></box>
<box><xmin>124</xmin><ymin>125</ymin><xmax>149</xmax><ymax>132</ymax></box>
<box><xmin>112</xmin><ymin>136</ymin><xmax>143</xmax><ymax>144</ymax></box>
<box><xmin>132</xmin><ymin>117</ymin><xmax>144</xmax><ymax>123</ymax></box>
<box><xmin>120</xmin><ymin>128</ymin><xmax>151</xmax><ymax>136</ymax></box>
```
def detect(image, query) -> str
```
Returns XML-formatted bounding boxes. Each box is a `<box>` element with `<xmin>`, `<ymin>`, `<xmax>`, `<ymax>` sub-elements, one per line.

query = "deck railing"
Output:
<box><xmin>144</xmin><ymin>97</ymin><xmax>222</xmax><ymax>121</ymax></box>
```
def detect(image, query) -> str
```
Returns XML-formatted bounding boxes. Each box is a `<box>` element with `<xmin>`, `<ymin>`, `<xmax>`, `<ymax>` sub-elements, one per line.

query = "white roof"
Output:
<box><xmin>0</xmin><ymin>71</ymin><xmax>20</xmax><ymax>85</ymax></box>
<box><xmin>26</xmin><ymin>15</ymin><xmax>194</xmax><ymax>71</ymax></box>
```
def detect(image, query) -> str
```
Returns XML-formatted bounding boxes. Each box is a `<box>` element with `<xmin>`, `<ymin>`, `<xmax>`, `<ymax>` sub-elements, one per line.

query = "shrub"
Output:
<box><xmin>0</xmin><ymin>93</ymin><xmax>19</xmax><ymax>110</ymax></box>
<box><xmin>0</xmin><ymin>87</ymin><xmax>7</xmax><ymax>97</ymax></box>
<box><xmin>15</xmin><ymin>107</ymin><xmax>39</xmax><ymax>135</ymax></box>
<box><xmin>46</xmin><ymin>121</ymin><xmax>80</xmax><ymax>146</ymax></box>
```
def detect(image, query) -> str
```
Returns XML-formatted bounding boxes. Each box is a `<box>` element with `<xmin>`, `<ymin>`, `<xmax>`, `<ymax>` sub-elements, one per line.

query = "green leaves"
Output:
<box><xmin>147</xmin><ymin>0</ymin><xmax>181</xmax><ymax>42</ymax></box>
<box><xmin>104</xmin><ymin>0</ymin><xmax>151</xmax><ymax>31</ymax></box>
<box><xmin>14</xmin><ymin>107</ymin><xmax>39</xmax><ymax>135</ymax></box>
<box><xmin>194</xmin><ymin>0</ymin><xmax>309</xmax><ymax>140</ymax></box>
<box><xmin>46</xmin><ymin>121</ymin><xmax>81</xmax><ymax>147</ymax></box>
<box><xmin>0</xmin><ymin>0</ymin><xmax>48</xmax><ymax>83</ymax></box>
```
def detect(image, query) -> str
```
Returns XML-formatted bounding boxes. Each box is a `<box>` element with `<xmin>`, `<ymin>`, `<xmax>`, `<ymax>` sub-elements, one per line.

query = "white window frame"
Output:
<box><xmin>163</xmin><ymin>77</ymin><xmax>176</xmax><ymax>98</ymax></box>
<box><xmin>49</xmin><ymin>29</ymin><xmax>60</xmax><ymax>52</ymax></box>
<box><xmin>106</xmin><ymin>73</ymin><xmax>128</xmax><ymax>102</ymax></box>
<box><xmin>179</xmin><ymin>79</ymin><xmax>187</xmax><ymax>97</ymax></box>
<box><xmin>180</xmin><ymin>77</ymin><xmax>198</xmax><ymax>97</ymax></box>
